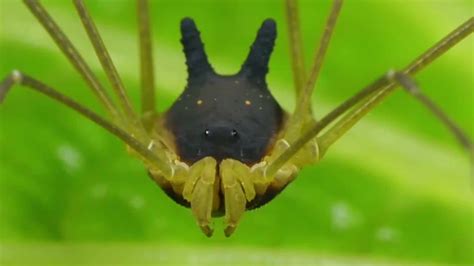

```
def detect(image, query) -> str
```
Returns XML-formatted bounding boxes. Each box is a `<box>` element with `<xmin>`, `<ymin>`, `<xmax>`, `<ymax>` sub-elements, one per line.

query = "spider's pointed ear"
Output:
<box><xmin>240</xmin><ymin>19</ymin><xmax>276</xmax><ymax>84</ymax></box>
<box><xmin>181</xmin><ymin>18</ymin><xmax>214</xmax><ymax>84</ymax></box>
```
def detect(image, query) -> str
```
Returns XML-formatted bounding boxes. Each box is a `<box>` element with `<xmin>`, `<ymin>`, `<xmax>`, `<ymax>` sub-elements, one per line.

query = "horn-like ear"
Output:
<box><xmin>240</xmin><ymin>19</ymin><xmax>276</xmax><ymax>83</ymax></box>
<box><xmin>181</xmin><ymin>18</ymin><xmax>213</xmax><ymax>84</ymax></box>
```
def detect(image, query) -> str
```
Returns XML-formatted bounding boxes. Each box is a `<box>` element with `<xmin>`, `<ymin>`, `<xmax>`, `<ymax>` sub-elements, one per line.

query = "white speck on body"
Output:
<box><xmin>197</xmin><ymin>99</ymin><xmax>203</xmax><ymax>105</ymax></box>
<box><xmin>245</xmin><ymin>100</ymin><xmax>251</xmax><ymax>106</ymax></box>
<box><xmin>147</xmin><ymin>140</ymin><xmax>155</xmax><ymax>150</ymax></box>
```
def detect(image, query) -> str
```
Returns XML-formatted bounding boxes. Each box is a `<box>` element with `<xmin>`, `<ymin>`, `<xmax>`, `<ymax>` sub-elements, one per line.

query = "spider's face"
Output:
<box><xmin>164</xmin><ymin>18</ymin><xmax>284</xmax><ymax>165</ymax></box>
<box><xmin>166</xmin><ymin>73</ymin><xmax>283</xmax><ymax>164</ymax></box>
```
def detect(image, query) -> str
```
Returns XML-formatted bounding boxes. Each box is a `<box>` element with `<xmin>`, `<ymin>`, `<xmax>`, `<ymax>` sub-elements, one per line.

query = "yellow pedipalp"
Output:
<box><xmin>220</xmin><ymin>159</ymin><xmax>247</xmax><ymax>237</ymax></box>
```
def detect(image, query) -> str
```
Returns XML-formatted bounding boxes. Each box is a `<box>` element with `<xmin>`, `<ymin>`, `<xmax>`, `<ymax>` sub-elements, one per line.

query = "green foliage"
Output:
<box><xmin>0</xmin><ymin>0</ymin><xmax>472</xmax><ymax>265</ymax></box>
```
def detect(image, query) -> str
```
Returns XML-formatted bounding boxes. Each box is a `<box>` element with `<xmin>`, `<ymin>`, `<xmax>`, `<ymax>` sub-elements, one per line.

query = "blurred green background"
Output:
<box><xmin>0</xmin><ymin>0</ymin><xmax>473</xmax><ymax>265</ymax></box>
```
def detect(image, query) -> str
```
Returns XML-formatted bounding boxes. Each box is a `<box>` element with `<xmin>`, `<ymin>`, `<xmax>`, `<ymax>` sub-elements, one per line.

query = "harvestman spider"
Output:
<box><xmin>0</xmin><ymin>0</ymin><xmax>472</xmax><ymax>237</ymax></box>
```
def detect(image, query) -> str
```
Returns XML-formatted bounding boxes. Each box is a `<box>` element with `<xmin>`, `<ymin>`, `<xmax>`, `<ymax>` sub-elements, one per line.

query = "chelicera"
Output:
<box><xmin>1</xmin><ymin>0</ymin><xmax>472</xmax><ymax>237</ymax></box>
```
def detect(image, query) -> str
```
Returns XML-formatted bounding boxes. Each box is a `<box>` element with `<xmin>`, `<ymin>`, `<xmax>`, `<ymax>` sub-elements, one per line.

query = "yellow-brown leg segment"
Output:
<box><xmin>220</xmin><ymin>159</ymin><xmax>255</xmax><ymax>236</ymax></box>
<box><xmin>149</xmin><ymin>156</ymin><xmax>217</xmax><ymax>237</ymax></box>
<box><xmin>179</xmin><ymin>157</ymin><xmax>217</xmax><ymax>237</ymax></box>
<box><xmin>219</xmin><ymin>140</ymin><xmax>315</xmax><ymax>237</ymax></box>
<box><xmin>265</xmin><ymin>18</ymin><xmax>473</xmax><ymax>177</ymax></box>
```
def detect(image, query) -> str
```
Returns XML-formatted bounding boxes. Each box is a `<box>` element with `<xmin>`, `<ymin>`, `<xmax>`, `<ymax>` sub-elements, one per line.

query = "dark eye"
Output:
<box><xmin>231</xmin><ymin>129</ymin><xmax>239</xmax><ymax>138</ymax></box>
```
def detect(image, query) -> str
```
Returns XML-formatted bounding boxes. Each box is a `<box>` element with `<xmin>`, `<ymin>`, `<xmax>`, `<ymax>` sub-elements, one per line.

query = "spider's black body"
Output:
<box><xmin>165</xmin><ymin>18</ymin><xmax>284</xmax><ymax>165</ymax></box>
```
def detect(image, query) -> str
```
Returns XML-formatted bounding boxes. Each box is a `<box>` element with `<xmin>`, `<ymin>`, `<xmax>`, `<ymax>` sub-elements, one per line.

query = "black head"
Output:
<box><xmin>165</xmin><ymin>18</ymin><xmax>284</xmax><ymax>165</ymax></box>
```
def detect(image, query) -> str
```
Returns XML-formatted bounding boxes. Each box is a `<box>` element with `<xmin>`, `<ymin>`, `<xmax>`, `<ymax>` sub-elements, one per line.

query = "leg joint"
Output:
<box><xmin>11</xmin><ymin>70</ymin><xmax>24</xmax><ymax>83</ymax></box>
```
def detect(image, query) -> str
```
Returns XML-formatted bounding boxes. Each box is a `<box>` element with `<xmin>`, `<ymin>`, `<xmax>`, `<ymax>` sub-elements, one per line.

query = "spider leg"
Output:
<box><xmin>297</xmin><ymin>0</ymin><xmax>343</xmax><ymax>112</ymax></box>
<box><xmin>23</xmin><ymin>0</ymin><xmax>121</xmax><ymax>123</ymax></box>
<box><xmin>149</xmin><ymin>157</ymin><xmax>219</xmax><ymax>237</ymax></box>
<box><xmin>0</xmin><ymin>71</ymin><xmax>173</xmax><ymax>177</ymax></box>
<box><xmin>219</xmin><ymin>156</ymin><xmax>301</xmax><ymax>237</ymax></box>
<box><xmin>220</xmin><ymin>160</ymin><xmax>247</xmax><ymax>237</ymax></box>
<box><xmin>284</xmin><ymin>0</ymin><xmax>343</xmax><ymax>142</ymax></box>
<box><xmin>265</xmin><ymin>17</ymin><xmax>473</xmax><ymax>177</ymax></box>
<box><xmin>73</xmin><ymin>0</ymin><xmax>146</xmax><ymax>137</ymax></box>
<box><xmin>174</xmin><ymin>157</ymin><xmax>217</xmax><ymax>237</ymax></box>
<box><xmin>220</xmin><ymin>159</ymin><xmax>258</xmax><ymax>237</ymax></box>
<box><xmin>317</xmin><ymin>13</ymin><xmax>474</xmax><ymax>155</ymax></box>
<box><xmin>393</xmin><ymin>72</ymin><xmax>472</xmax><ymax>154</ymax></box>
<box><xmin>318</xmin><ymin>70</ymin><xmax>473</xmax><ymax>158</ymax></box>
<box><xmin>285</xmin><ymin>0</ymin><xmax>307</xmax><ymax>96</ymax></box>
<box><xmin>137</xmin><ymin>0</ymin><xmax>156</xmax><ymax>124</ymax></box>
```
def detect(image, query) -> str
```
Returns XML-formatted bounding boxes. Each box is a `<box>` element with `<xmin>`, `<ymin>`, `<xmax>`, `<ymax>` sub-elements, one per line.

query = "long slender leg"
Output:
<box><xmin>266</xmin><ymin>17</ymin><xmax>473</xmax><ymax>177</ymax></box>
<box><xmin>292</xmin><ymin>0</ymin><xmax>343</xmax><ymax>118</ymax></box>
<box><xmin>393</xmin><ymin>72</ymin><xmax>472</xmax><ymax>153</ymax></box>
<box><xmin>0</xmin><ymin>71</ymin><xmax>172</xmax><ymax>177</ymax></box>
<box><xmin>283</xmin><ymin>0</ymin><xmax>343</xmax><ymax>143</ymax></box>
<box><xmin>318</xmin><ymin>71</ymin><xmax>473</xmax><ymax>156</ymax></box>
<box><xmin>137</xmin><ymin>0</ymin><xmax>156</xmax><ymax>122</ymax></box>
<box><xmin>73</xmin><ymin>0</ymin><xmax>145</xmax><ymax>136</ymax></box>
<box><xmin>265</xmin><ymin>76</ymin><xmax>385</xmax><ymax>176</ymax></box>
<box><xmin>318</xmin><ymin>15</ymin><xmax>474</xmax><ymax>154</ymax></box>
<box><xmin>285</xmin><ymin>0</ymin><xmax>307</xmax><ymax>96</ymax></box>
<box><xmin>23</xmin><ymin>0</ymin><xmax>121</xmax><ymax>122</ymax></box>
